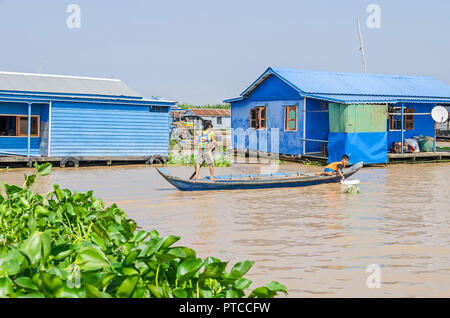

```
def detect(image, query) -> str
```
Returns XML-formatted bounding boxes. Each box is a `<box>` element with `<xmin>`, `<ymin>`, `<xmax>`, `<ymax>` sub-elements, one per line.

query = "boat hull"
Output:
<box><xmin>156</xmin><ymin>162</ymin><xmax>364</xmax><ymax>191</ymax></box>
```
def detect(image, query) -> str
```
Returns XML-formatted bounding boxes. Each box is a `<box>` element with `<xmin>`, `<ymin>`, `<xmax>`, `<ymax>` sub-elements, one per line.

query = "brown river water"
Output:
<box><xmin>1</xmin><ymin>161</ymin><xmax>449</xmax><ymax>297</ymax></box>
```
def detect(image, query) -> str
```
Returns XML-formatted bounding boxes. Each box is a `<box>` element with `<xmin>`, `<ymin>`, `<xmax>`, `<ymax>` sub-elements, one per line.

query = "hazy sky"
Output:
<box><xmin>0</xmin><ymin>0</ymin><xmax>449</xmax><ymax>104</ymax></box>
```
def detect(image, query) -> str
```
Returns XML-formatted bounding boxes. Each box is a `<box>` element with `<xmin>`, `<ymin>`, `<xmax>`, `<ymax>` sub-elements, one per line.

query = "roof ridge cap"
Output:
<box><xmin>0</xmin><ymin>71</ymin><xmax>121</xmax><ymax>82</ymax></box>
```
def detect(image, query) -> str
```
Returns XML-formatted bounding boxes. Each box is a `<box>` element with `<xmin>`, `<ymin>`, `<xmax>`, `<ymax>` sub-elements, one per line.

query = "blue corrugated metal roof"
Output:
<box><xmin>304</xmin><ymin>93</ymin><xmax>450</xmax><ymax>104</ymax></box>
<box><xmin>225</xmin><ymin>67</ymin><xmax>450</xmax><ymax>104</ymax></box>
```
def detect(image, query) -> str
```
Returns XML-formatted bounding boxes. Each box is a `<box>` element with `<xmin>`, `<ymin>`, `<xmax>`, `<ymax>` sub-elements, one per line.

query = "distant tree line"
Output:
<box><xmin>177</xmin><ymin>103</ymin><xmax>230</xmax><ymax>110</ymax></box>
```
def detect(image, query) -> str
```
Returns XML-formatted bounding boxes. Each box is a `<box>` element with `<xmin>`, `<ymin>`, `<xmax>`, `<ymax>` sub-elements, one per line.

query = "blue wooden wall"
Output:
<box><xmin>230</xmin><ymin>75</ymin><xmax>304</xmax><ymax>155</ymax></box>
<box><xmin>0</xmin><ymin>102</ymin><xmax>43</xmax><ymax>156</ymax></box>
<box><xmin>50</xmin><ymin>101</ymin><xmax>170</xmax><ymax>157</ymax></box>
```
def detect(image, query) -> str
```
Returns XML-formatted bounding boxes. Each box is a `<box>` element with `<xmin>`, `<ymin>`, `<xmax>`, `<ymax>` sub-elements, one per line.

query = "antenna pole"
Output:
<box><xmin>357</xmin><ymin>19</ymin><xmax>367</xmax><ymax>73</ymax></box>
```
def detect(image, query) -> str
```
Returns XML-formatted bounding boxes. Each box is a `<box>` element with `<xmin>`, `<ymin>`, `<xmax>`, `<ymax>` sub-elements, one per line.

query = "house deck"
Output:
<box><xmin>0</xmin><ymin>156</ymin><xmax>165</xmax><ymax>168</ymax></box>
<box><xmin>387</xmin><ymin>151</ymin><xmax>450</xmax><ymax>163</ymax></box>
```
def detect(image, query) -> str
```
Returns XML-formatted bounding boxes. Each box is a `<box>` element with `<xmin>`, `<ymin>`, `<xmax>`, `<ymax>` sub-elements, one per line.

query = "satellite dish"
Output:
<box><xmin>431</xmin><ymin>106</ymin><xmax>448</xmax><ymax>123</ymax></box>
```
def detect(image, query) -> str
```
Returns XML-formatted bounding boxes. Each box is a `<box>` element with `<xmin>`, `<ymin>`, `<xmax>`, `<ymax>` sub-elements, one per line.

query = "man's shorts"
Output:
<box><xmin>197</xmin><ymin>148</ymin><xmax>214</xmax><ymax>166</ymax></box>
<box><xmin>324</xmin><ymin>168</ymin><xmax>342</xmax><ymax>173</ymax></box>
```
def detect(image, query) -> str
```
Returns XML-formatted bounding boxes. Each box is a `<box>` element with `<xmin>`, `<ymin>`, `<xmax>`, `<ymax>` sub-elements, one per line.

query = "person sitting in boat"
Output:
<box><xmin>316</xmin><ymin>155</ymin><xmax>349</xmax><ymax>181</ymax></box>
<box><xmin>195</xmin><ymin>122</ymin><xmax>216</xmax><ymax>181</ymax></box>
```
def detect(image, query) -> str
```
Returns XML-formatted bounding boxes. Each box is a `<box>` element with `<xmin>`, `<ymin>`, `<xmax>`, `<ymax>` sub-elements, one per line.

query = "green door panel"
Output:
<box><xmin>329</xmin><ymin>103</ymin><xmax>387</xmax><ymax>133</ymax></box>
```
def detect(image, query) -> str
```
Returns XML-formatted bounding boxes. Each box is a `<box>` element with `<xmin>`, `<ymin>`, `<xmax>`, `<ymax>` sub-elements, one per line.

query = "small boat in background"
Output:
<box><xmin>156</xmin><ymin>162</ymin><xmax>364</xmax><ymax>191</ymax></box>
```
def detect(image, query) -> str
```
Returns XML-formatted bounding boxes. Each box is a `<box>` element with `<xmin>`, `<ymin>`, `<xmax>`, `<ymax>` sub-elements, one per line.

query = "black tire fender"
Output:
<box><xmin>60</xmin><ymin>157</ymin><xmax>79</xmax><ymax>168</ymax></box>
<box><xmin>147</xmin><ymin>155</ymin><xmax>164</xmax><ymax>165</ymax></box>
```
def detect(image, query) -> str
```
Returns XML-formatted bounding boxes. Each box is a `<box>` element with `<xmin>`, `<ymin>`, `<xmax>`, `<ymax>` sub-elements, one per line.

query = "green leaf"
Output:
<box><xmin>199</xmin><ymin>286</ymin><xmax>213</xmax><ymax>298</ymax></box>
<box><xmin>172</xmin><ymin>287</ymin><xmax>188</xmax><ymax>298</ymax></box>
<box><xmin>147</xmin><ymin>284</ymin><xmax>163</xmax><ymax>298</ymax></box>
<box><xmin>0</xmin><ymin>277</ymin><xmax>14</xmax><ymax>297</ymax></box>
<box><xmin>19</xmin><ymin>196</ymin><xmax>31</xmax><ymax>209</ymax></box>
<box><xmin>266</xmin><ymin>281</ymin><xmax>287</xmax><ymax>293</ymax></box>
<box><xmin>117</xmin><ymin>276</ymin><xmax>139</xmax><ymax>298</ymax></box>
<box><xmin>123</xmin><ymin>250</ymin><xmax>139</xmax><ymax>267</ymax></box>
<box><xmin>54</xmin><ymin>249</ymin><xmax>74</xmax><ymax>261</ymax></box>
<box><xmin>76</xmin><ymin>246</ymin><xmax>111</xmax><ymax>271</ymax></box>
<box><xmin>133</xmin><ymin>230</ymin><xmax>150</xmax><ymax>243</ymax></box>
<box><xmin>40</xmin><ymin>272</ymin><xmax>63</xmax><ymax>296</ymax></box>
<box><xmin>0</xmin><ymin>249</ymin><xmax>23</xmax><ymax>276</ymax></box>
<box><xmin>59</xmin><ymin>285</ymin><xmax>83</xmax><ymax>298</ymax></box>
<box><xmin>176</xmin><ymin>258</ymin><xmax>204</xmax><ymax>281</ymax></box>
<box><xmin>85</xmin><ymin>283</ymin><xmax>102</xmax><ymax>298</ymax></box>
<box><xmin>234</xmin><ymin>278</ymin><xmax>252</xmax><ymax>290</ymax></box>
<box><xmin>4</xmin><ymin>184</ymin><xmax>23</xmax><ymax>198</ymax></box>
<box><xmin>228</xmin><ymin>260</ymin><xmax>254</xmax><ymax>280</ymax></box>
<box><xmin>53</xmin><ymin>184</ymin><xmax>64</xmax><ymax>202</ymax></box>
<box><xmin>15</xmin><ymin>277</ymin><xmax>38</xmax><ymax>291</ymax></box>
<box><xmin>249</xmin><ymin>286</ymin><xmax>276</xmax><ymax>298</ymax></box>
<box><xmin>24</xmin><ymin>174</ymin><xmax>36</xmax><ymax>188</ymax></box>
<box><xmin>121</xmin><ymin>267</ymin><xmax>139</xmax><ymax>276</ymax></box>
<box><xmin>201</xmin><ymin>261</ymin><xmax>228</xmax><ymax>279</ymax></box>
<box><xmin>167</xmin><ymin>247</ymin><xmax>196</xmax><ymax>259</ymax></box>
<box><xmin>20</xmin><ymin>231</ymin><xmax>51</xmax><ymax>267</ymax></box>
<box><xmin>34</xmin><ymin>205</ymin><xmax>50</xmax><ymax>217</ymax></box>
<box><xmin>132</xmin><ymin>286</ymin><xmax>148</xmax><ymax>298</ymax></box>
<box><xmin>134</xmin><ymin>260</ymin><xmax>149</xmax><ymax>275</ymax></box>
<box><xmin>226</xmin><ymin>289</ymin><xmax>239</xmax><ymax>298</ymax></box>
<box><xmin>160</xmin><ymin>235</ymin><xmax>181</xmax><ymax>250</ymax></box>
<box><xmin>35</xmin><ymin>162</ymin><xmax>52</xmax><ymax>176</ymax></box>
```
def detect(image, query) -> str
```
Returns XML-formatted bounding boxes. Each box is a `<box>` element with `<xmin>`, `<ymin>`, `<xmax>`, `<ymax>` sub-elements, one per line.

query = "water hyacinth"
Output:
<box><xmin>167</xmin><ymin>151</ymin><xmax>231</xmax><ymax>167</ymax></box>
<box><xmin>0</xmin><ymin>163</ymin><xmax>286</xmax><ymax>298</ymax></box>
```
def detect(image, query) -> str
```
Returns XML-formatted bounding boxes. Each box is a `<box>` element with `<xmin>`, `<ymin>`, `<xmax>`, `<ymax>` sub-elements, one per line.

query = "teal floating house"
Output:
<box><xmin>224</xmin><ymin>67</ymin><xmax>450</xmax><ymax>164</ymax></box>
<box><xmin>0</xmin><ymin>71</ymin><xmax>175</xmax><ymax>162</ymax></box>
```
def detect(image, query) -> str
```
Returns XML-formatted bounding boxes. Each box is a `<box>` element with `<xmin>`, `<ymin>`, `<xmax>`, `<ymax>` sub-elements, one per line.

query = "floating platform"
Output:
<box><xmin>233</xmin><ymin>149</ymin><xmax>450</xmax><ymax>165</ymax></box>
<box><xmin>387</xmin><ymin>151</ymin><xmax>450</xmax><ymax>163</ymax></box>
<box><xmin>0</xmin><ymin>155</ymin><xmax>167</xmax><ymax>168</ymax></box>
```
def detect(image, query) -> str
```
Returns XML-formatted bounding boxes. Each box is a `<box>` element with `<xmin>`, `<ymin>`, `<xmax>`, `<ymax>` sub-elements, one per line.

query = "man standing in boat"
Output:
<box><xmin>195</xmin><ymin>122</ymin><xmax>216</xmax><ymax>181</ymax></box>
<box><xmin>316</xmin><ymin>154</ymin><xmax>349</xmax><ymax>181</ymax></box>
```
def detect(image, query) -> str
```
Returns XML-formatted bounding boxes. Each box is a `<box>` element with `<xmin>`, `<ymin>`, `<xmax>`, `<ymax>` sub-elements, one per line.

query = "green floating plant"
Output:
<box><xmin>0</xmin><ymin>163</ymin><xmax>286</xmax><ymax>298</ymax></box>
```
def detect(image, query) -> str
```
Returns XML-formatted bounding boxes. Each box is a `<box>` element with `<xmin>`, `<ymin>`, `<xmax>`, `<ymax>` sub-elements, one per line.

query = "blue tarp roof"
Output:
<box><xmin>225</xmin><ymin>67</ymin><xmax>450</xmax><ymax>104</ymax></box>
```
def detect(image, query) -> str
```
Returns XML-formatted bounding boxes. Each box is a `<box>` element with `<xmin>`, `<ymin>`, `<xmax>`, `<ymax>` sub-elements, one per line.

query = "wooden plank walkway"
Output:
<box><xmin>387</xmin><ymin>151</ymin><xmax>450</xmax><ymax>163</ymax></box>
<box><xmin>0</xmin><ymin>156</ymin><xmax>163</xmax><ymax>168</ymax></box>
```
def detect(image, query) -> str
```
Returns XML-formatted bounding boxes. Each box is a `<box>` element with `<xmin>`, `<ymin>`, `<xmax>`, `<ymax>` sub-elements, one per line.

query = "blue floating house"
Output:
<box><xmin>0</xmin><ymin>71</ymin><xmax>175</xmax><ymax>160</ymax></box>
<box><xmin>224</xmin><ymin>67</ymin><xmax>450</xmax><ymax>164</ymax></box>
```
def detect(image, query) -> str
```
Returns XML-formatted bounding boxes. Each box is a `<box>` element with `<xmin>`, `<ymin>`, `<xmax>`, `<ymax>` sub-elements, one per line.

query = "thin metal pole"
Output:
<box><xmin>433</xmin><ymin>122</ymin><xmax>436</xmax><ymax>152</ymax></box>
<box><xmin>433</xmin><ymin>105</ymin><xmax>437</xmax><ymax>152</ymax></box>
<box><xmin>27</xmin><ymin>102</ymin><xmax>31</xmax><ymax>158</ymax></box>
<box><xmin>401</xmin><ymin>103</ymin><xmax>404</xmax><ymax>154</ymax></box>
<box><xmin>303</xmin><ymin>97</ymin><xmax>306</xmax><ymax>155</ymax></box>
<box><xmin>357</xmin><ymin>19</ymin><xmax>367</xmax><ymax>73</ymax></box>
<box><xmin>48</xmin><ymin>101</ymin><xmax>52</xmax><ymax>157</ymax></box>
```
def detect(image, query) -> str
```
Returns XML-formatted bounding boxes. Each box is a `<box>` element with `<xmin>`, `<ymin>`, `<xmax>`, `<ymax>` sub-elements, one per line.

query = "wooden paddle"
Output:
<box><xmin>189</xmin><ymin>146</ymin><xmax>215</xmax><ymax>180</ymax></box>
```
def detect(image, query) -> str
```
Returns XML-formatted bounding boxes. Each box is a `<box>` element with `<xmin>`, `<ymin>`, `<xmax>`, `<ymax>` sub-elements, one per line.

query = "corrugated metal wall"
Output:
<box><xmin>50</xmin><ymin>101</ymin><xmax>169</xmax><ymax>157</ymax></box>
<box><xmin>329</xmin><ymin>103</ymin><xmax>387</xmax><ymax>133</ymax></box>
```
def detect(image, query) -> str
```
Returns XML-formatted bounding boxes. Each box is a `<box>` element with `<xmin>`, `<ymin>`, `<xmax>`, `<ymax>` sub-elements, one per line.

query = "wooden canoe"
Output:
<box><xmin>156</xmin><ymin>161</ymin><xmax>364</xmax><ymax>191</ymax></box>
